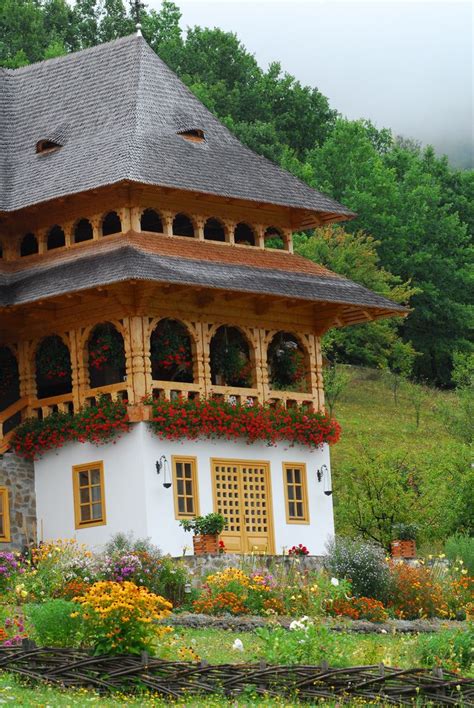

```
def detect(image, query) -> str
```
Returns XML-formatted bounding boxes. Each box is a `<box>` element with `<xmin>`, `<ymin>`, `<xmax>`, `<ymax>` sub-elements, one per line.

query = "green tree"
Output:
<box><xmin>295</xmin><ymin>227</ymin><xmax>416</xmax><ymax>371</ymax></box>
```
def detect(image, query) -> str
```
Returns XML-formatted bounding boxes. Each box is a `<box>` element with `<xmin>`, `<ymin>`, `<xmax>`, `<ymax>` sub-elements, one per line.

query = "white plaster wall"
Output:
<box><xmin>34</xmin><ymin>423</ymin><xmax>335</xmax><ymax>555</ymax></box>
<box><xmin>34</xmin><ymin>424</ymin><xmax>149</xmax><ymax>549</ymax></box>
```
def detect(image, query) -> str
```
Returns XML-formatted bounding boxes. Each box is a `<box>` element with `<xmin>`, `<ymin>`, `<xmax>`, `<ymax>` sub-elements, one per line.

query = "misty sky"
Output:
<box><xmin>148</xmin><ymin>0</ymin><xmax>473</xmax><ymax>167</ymax></box>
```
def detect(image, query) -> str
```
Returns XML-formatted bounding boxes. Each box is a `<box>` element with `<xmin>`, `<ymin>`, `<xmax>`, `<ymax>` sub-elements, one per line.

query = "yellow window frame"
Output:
<box><xmin>72</xmin><ymin>461</ymin><xmax>106</xmax><ymax>529</ymax></box>
<box><xmin>283</xmin><ymin>463</ymin><xmax>310</xmax><ymax>524</ymax></box>
<box><xmin>172</xmin><ymin>456</ymin><xmax>200</xmax><ymax>519</ymax></box>
<box><xmin>0</xmin><ymin>487</ymin><xmax>11</xmax><ymax>542</ymax></box>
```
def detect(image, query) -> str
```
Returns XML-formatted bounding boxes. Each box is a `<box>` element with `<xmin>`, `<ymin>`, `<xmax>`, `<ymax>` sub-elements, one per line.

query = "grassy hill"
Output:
<box><xmin>329</xmin><ymin>367</ymin><xmax>469</xmax><ymax>550</ymax></box>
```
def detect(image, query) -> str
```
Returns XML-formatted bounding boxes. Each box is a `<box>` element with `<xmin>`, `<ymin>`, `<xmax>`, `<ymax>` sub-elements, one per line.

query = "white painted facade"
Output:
<box><xmin>34</xmin><ymin>423</ymin><xmax>334</xmax><ymax>556</ymax></box>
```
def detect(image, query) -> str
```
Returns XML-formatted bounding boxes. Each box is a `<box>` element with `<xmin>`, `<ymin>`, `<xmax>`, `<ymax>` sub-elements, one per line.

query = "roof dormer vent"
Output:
<box><xmin>178</xmin><ymin>129</ymin><xmax>205</xmax><ymax>144</ymax></box>
<box><xmin>36</xmin><ymin>139</ymin><xmax>62</xmax><ymax>154</ymax></box>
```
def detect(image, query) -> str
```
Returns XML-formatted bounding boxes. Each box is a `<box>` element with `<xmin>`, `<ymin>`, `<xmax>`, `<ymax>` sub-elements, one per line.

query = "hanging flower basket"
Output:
<box><xmin>88</xmin><ymin>329</ymin><xmax>124</xmax><ymax>371</ymax></box>
<box><xmin>151</xmin><ymin>320</ymin><xmax>192</xmax><ymax>381</ymax></box>
<box><xmin>36</xmin><ymin>337</ymin><xmax>71</xmax><ymax>382</ymax></box>
<box><xmin>212</xmin><ymin>328</ymin><xmax>251</xmax><ymax>387</ymax></box>
<box><xmin>269</xmin><ymin>336</ymin><xmax>307</xmax><ymax>391</ymax></box>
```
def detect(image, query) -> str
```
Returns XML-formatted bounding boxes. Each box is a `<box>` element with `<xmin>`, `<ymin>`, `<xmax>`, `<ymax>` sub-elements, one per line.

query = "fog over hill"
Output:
<box><xmin>163</xmin><ymin>0</ymin><xmax>473</xmax><ymax>169</ymax></box>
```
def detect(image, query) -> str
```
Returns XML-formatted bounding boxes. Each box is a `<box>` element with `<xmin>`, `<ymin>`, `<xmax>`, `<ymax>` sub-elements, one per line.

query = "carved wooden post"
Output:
<box><xmin>162</xmin><ymin>210</ymin><xmax>174</xmax><ymax>236</ymax></box>
<box><xmin>64</xmin><ymin>222</ymin><xmax>73</xmax><ymax>248</ymax></box>
<box><xmin>313</xmin><ymin>335</ymin><xmax>325</xmax><ymax>411</ymax></box>
<box><xmin>200</xmin><ymin>322</ymin><xmax>213</xmax><ymax>397</ymax></box>
<box><xmin>302</xmin><ymin>333</ymin><xmax>322</xmax><ymax>411</ymax></box>
<box><xmin>250</xmin><ymin>328</ymin><xmax>265</xmax><ymax>402</ymax></box>
<box><xmin>121</xmin><ymin>319</ymin><xmax>135</xmax><ymax>403</ymax></box>
<box><xmin>224</xmin><ymin>220</ymin><xmax>235</xmax><ymax>245</ymax></box>
<box><xmin>283</xmin><ymin>228</ymin><xmax>294</xmax><ymax>254</ymax></box>
<box><xmin>130</xmin><ymin>207</ymin><xmax>141</xmax><ymax>233</ymax></box>
<box><xmin>18</xmin><ymin>341</ymin><xmax>36</xmax><ymax>415</ymax></box>
<box><xmin>255</xmin><ymin>225</ymin><xmax>265</xmax><ymax>249</ymax></box>
<box><xmin>120</xmin><ymin>207</ymin><xmax>132</xmax><ymax>233</ymax></box>
<box><xmin>90</xmin><ymin>215</ymin><xmax>101</xmax><ymax>240</ymax></box>
<box><xmin>37</xmin><ymin>228</ymin><xmax>47</xmax><ymax>255</ymax></box>
<box><xmin>126</xmin><ymin>316</ymin><xmax>152</xmax><ymax>402</ymax></box>
<box><xmin>195</xmin><ymin>216</ymin><xmax>205</xmax><ymax>241</ymax></box>
<box><xmin>259</xmin><ymin>330</ymin><xmax>271</xmax><ymax>400</ymax></box>
<box><xmin>75</xmin><ymin>328</ymin><xmax>90</xmax><ymax>405</ymax></box>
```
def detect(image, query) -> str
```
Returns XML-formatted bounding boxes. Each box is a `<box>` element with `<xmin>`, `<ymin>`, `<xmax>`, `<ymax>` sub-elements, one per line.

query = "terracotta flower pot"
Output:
<box><xmin>193</xmin><ymin>533</ymin><xmax>220</xmax><ymax>555</ymax></box>
<box><xmin>391</xmin><ymin>540</ymin><xmax>417</xmax><ymax>559</ymax></box>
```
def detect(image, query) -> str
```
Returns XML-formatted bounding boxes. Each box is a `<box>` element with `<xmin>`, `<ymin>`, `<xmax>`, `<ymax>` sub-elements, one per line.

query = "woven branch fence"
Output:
<box><xmin>0</xmin><ymin>644</ymin><xmax>473</xmax><ymax>705</ymax></box>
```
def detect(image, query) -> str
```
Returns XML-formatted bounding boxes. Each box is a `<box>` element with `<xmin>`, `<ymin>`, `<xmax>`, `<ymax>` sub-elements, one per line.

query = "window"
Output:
<box><xmin>172</xmin><ymin>456</ymin><xmax>199</xmax><ymax>519</ymax></box>
<box><xmin>0</xmin><ymin>488</ymin><xmax>11</xmax><ymax>542</ymax></box>
<box><xmin>178</xmin><ymin>129</ymin><xmax>205</xmax><ymax>143</ymax></box>
<box><xmin>74</xmin><ymin>219</ymin><xmax>93</xmax><ymax>243</ymax></box>
<box><xmin>47</xmin><ymin>225</ymin><xmax>65</xmax><ymax>250</ymax></box>
<box><xmin>283</xmin><ymin>463</ymin><xmax>309</xmax><ymax>523</ymax></box>
<box><xmin>21</xmin><ymin>233</ymin><xmax>38</xmax><ymax>256</ymax></box>
<box><xmin>72</xmin><ymin>462</ymin><xmax>106</xmax><ymax>528</ymax></box>
<box><xmin>102</xmin><ymin>212</ymin><xmax>122</xmax><ymax>236</ymax></box>
<box><xmin>36</xmin><ymin>139</ymin><xmax>61</xmax><ymax>154</ymax></box>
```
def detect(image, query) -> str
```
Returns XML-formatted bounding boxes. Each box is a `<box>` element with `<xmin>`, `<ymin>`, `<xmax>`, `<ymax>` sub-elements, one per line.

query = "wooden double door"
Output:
<box><xmin>212</xmin><ymin>459</ymin><xmax>275</xmax><ymax>554</ymax></box>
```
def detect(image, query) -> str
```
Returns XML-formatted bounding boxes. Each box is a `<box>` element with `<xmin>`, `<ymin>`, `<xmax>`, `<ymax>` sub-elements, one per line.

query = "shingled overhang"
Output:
<box><xmin>0</xmin><ymin>34</ymin><xmax>354</xmax><ymax>225</ymax></box>
<box><xmin>0</xmin><ymin>233</ymin><xmax>406</xmax><ymax>324</ymax></box>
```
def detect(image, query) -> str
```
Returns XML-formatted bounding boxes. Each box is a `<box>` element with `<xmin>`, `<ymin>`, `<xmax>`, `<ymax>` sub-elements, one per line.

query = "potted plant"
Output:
<box><xmin>150</xmin><ymin>320</ymin><xmax>193</xmax><ymax>382</ymax></box>
<box><xmin>391</xmin><ymin>523</ymin><xmax>418</xmax><ymax>559</ymax></box>
<box><xmin>36</xmin><ymin>336</ymin><xmax>71</xmax><ymax>383</ymax></box>
<box><xmin>179</xmin><ymin>513</ymin><xmax>228</xmax><ymax>555</ymax></box>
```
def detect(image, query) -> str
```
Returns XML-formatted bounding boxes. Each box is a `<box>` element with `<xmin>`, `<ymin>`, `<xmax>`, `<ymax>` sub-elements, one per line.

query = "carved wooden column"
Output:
<box><xmin>89</xmin><ymin>216</ymin><xmax>101</xmax><ymax>240</ymax></box>
<box><xmin>67</xmin><ymin>330</ymin><xmax>81</xmax><ymax>412</ymax></box>
<box><xmin>74</xmin><ymin>328</ymin><xmax>90</xmax><ymax>405</ymax></box>
<box><xmin>224</xmin><ymin>220</ymin><xmax>235</xmax><ymax>245</ymax></box>
<box><xmin>162</xmin><ymin>210</ymin><xmax>174</xmax><ymax>236</ymax></box>
<box><xmin>283</xmin><ymin>228</ymin><xmax>294</xmax><ymax>254</ymax></box>
<box><xmin>248</xmin><ymin>327</ymin><xmax>265</xmax><ymax>401</ymax></box>
<box><xmin>255</xmin><ymin>225</ymin><xmax>266</xmax><ymax>249</ymax></box>
<box><xmin>120</xmin><ymin>319</ymin><xmax>136</xmax><ymax>403</ymax></box>
<box><xmin>120</xmin><ymin>207</ymin><xmax>132</xmax><ymax>233</ymax></box>
<box><xmin>123</xmin><ymin>317</ymin><xmax>151</xmax><ymax>403</ymax></box>
<box><xmin>129</xmin><ymin>207</ymin><xmax>141</xmax><ymax>233</ymax></box>
<box><xmin>37</xmin><ymin>228</ymin><xmax>47</xmax><ymax>254</ymax></box>
<box><xmin>304</xmin><ymin>333</ymin><xmax>322</xmax><ymax>411</ymax></box>
<box><xmin>18</xmin><ymin>341</ymin><xmax>37</xmax><ymax>415</ymax></box>
<box><xmin>191</xmin><ymin>322</ymin><xmax>207</xmax><ymax>398</ymax></box>
<box><xmin>200</xmin><ymin>322</ymin><xmax>213</xmax><ymax>397</ymax></box>
<box><xmin>258</xmin><ymin>330</ymin><xmax>272</xmax><ymax>401</ymax></box>
<box><xmin>313</xmin><ymin>335</ymin><xmax>325</xmax><ymax>411</ymax></box>
<box><xmin>195</xmin><ymin>216</ymin><xmax>205</xmax><ymax>241</ymax></box>
<box><xmin>64</xmin><ymin>222</ymin><xmax>73</xmax><ymax>248</ymax></box>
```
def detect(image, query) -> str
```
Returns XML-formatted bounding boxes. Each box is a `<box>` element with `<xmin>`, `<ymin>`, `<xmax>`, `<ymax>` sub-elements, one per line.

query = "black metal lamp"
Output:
<box><xmin>317</xmin><ymin>464</ymin><xmax>332</xmax><ymax>496</ymax></box>
<box><xmin>156</xmin><ymin>455</ymin><xmax>171</xmax><ymax>489</ymax></box>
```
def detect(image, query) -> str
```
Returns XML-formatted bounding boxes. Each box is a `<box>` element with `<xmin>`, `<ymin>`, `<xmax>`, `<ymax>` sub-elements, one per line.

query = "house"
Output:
<box><xmin>0</xmin><ymin>33</ymin><xmax>405</xmax><ymax>555</ymax></box>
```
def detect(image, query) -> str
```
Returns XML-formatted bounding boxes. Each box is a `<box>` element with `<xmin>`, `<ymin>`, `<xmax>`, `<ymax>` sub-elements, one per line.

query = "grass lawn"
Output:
<box><xmin>0</xmin><ymin>627</ymin><xmax>471</xmax><ymax>706</ymax></box>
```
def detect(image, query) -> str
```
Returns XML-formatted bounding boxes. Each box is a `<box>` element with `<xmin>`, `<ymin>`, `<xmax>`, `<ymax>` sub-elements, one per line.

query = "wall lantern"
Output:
<box><xmin>317</xmin><ymin>464</ymin><xmax>332</xmax><ymax>496</ymax></box>
<box><xmin>156</xmin><ymin>455</ymin><xmax>171</xmax><ymax>489</ymax></box>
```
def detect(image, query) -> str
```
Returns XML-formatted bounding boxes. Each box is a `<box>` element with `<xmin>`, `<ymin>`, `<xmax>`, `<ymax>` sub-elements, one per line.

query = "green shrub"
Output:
<box><xmin>324</xmin><ymin>537</ymin><xmax>391</xmax><ymax>602</ymax></box>
<box><xmin>445</xmin><ymin>535</ymin><xmax>474</xmax><ymax>575</ymax></box>
<box><xmin>416</xmin><ymin>625</ymin><xmax>474</xmax><ymax>672</ymax></box>
<box><xmin>153</xmin><ymin>556</ymin><xmax>191</xmax><ymax>607</ymax></box>
<box><xmin>103</xmin><ymin>532</ymin><xmax>161</xmax><ymax>558</ymax></box>
<box><xmin>26</xmin><ymin>600</ymin><xmax>84</xmax><ymax>648</ymax></box>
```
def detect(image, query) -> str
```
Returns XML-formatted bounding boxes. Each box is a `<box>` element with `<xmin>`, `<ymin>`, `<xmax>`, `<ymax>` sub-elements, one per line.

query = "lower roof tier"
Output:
<box><xmin>0</xmin><ymin>232</ymin><xmax>406</xmax><ymax>323</ymax></box>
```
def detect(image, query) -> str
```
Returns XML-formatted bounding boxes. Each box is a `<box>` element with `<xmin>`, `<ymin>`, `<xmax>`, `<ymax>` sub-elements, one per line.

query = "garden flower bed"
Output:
<box><xmin>0</xmin><ymin>535</ymin><xmax>472</xmax><ymax>703</ymax></box>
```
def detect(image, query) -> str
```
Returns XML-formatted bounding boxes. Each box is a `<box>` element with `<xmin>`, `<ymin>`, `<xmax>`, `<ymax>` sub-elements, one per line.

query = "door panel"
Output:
<box><xmin>212</xmin><ymin>459</ymin><xmax>274</xmax><ymax>554</ymax></box>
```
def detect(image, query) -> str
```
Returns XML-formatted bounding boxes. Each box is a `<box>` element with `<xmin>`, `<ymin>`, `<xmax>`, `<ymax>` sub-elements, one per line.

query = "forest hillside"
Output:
<box><xmin>1</xmin><ymin>0</ymin><xmax>472</xmax><ymax>388</ymax></box>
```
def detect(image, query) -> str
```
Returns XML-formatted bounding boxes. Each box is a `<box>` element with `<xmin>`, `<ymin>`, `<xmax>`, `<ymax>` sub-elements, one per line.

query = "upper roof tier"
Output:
<box><xmin>0</xmin><ymin>34</ymin><xmax>354</xmax><ymax>220</ymax></box>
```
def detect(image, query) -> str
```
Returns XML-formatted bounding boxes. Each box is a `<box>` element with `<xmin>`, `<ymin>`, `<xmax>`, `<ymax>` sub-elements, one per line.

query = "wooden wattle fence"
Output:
<box><xmin>0</xmin><ymin>644</ymin><xmax>473</xmax><ymax>704</ymax></box>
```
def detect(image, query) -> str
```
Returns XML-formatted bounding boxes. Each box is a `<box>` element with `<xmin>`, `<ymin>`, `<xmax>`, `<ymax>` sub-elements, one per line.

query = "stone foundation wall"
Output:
<box><xmin>176</xmin><ymin>553</ymin><xmax>325</xmax><ymax>582</ymax></box>
<box><xmin>0</xmin><ymin>452</ymin><xmax>36</xmax><ymax>551</ymax></box>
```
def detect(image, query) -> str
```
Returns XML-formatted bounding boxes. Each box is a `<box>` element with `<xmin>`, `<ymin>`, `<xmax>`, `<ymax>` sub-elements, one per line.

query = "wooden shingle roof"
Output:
<box><xmin>0</xmin><ymin>34</ymin><xmax>354</xmax><ymax>219</ymax></box>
